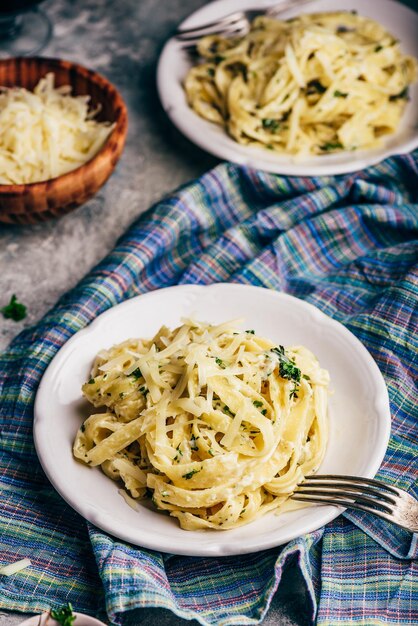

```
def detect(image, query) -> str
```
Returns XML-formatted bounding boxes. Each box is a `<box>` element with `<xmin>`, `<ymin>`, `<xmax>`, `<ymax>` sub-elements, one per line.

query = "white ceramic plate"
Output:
<box><xmin>19</xmin><ymin>613</ymin><xmax>106</xmax><ymax>626</ymax></box>
<box><xmin>157</xmin><ymin>0</ymin><xmax>418</xmax><ymax>176</ymax></box>
<box><xmin>34</xmin><ymin>284</ymin><xmax>391</xmax><ymax>556</ymax></box>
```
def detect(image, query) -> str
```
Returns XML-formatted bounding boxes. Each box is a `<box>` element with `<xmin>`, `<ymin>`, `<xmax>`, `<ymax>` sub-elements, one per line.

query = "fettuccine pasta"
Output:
<box><xmin>184</xmin><ymin>11</ymin><xmax>417</xmax><ymax>156</ymax></box>
<box><xmin>74</xmin><ymin>320</ymin><xmax>330</xmax><ymax>530</ymax></box>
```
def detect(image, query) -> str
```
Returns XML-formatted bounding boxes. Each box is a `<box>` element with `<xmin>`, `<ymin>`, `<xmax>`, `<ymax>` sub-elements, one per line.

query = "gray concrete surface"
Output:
<box><xmin>0</xmin><ymin>0</ymin><xmax>309</xmax><ymax>624</ymax></box>
<box><xmin>0</xmin><ymin>0</ymin><xmax>217</xmax><ymax>352</ymax></box>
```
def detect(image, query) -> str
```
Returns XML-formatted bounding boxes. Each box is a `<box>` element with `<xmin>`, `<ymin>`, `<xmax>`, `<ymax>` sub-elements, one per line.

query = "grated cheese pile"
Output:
<box><xmin>0</xmin><ymin>72</ymin><xmax>115</xmax><ymax>185</ymax></box>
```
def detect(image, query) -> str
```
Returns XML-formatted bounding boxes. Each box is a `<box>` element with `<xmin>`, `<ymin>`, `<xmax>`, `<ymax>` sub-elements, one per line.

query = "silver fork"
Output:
<box><xmin>175</xmin><ymin>0</ymin><xmax>315</xmax><ymax>46</ymax></box>
<box><xmin>292</xmin><ymin>474</ymin><xmax>418</xmax><ymax>533</ymax></box>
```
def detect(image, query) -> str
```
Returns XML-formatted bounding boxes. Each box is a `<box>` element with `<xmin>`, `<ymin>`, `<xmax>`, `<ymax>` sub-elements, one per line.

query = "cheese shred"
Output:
<box><xmin>0</xmin><ymin>558</ymin><xmax>31</xmax><ymax>576</ymax></box>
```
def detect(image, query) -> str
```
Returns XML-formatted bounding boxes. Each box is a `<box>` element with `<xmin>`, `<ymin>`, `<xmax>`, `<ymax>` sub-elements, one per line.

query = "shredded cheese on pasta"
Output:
<box><xmin>184</xmin><ymin>11</ymin><xmax>417</xmax><ymax>156</ymax></box>
<box><xmin>74</xmin><ymin>320</ymin><xmax>330</xmax><ymax>530</ymax></box>
<box><xmin>0</xmin><ymin>73</ymin><xmax>114</xmax><ymax>184</ymax></box>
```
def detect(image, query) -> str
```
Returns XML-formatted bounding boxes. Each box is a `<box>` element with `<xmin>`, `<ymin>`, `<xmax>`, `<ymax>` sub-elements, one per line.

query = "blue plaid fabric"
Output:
<box><xmin>0</xmin><ymin>152</ymin><xmax>417</xmax><ymax>625</ymax></box>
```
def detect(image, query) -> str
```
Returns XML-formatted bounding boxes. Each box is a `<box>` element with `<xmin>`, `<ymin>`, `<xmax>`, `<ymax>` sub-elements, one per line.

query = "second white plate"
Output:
<box><xmin>157</xmin><ymin>0</ymin><xmax>418</xmax><ymax>176</ymax></box>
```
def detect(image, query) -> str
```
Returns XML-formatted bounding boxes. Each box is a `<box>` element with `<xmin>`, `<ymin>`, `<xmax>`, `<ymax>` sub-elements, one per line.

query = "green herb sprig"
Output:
<box><xmin>1</xmin><ymin>294</ymin><xmax>27</xmax><ymax>322</ymax></box>
<box><xmin>50</xmin><ymin>603</ymin><xmax>76</xmax><ymax>626</ymax></box>
<box><xmin>190</xmin><ymin>434</ymin><xmax>199</xmax><ymax>451</ymax></box>
<box><xmin>262</xmin><ymin>118</ymin><xmax>281</xmax><ymax>132</ymax></box>
<box><xmin>320</xmin><ymin>142</ymin><xmax>343</xmax><ymax>152</ymax></box>
<box><xmin>182</xmin><ymin>468</ymin><xmax>201</xmax><ymax>480</ymax></box>
<box><xmin>389</xmin><ymin>87</ymin><xmax>409</xmax><ymax>101</ymax></box>
<box><xmin>306</xmin><ymin>80</ymin><xmax>326</xmax><ymax>95</ymax></box>
<box><xmin>271</xmin><ymin>346</ymin><xmax>301</xmax><ymax>399</ymax></box>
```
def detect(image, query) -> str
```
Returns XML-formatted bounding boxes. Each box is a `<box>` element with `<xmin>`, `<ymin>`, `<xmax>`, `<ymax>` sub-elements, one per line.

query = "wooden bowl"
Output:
<box><xmin>0</xmin><ymin>57</ymin><xmax>128</xmax><ymax>224</ymax></box>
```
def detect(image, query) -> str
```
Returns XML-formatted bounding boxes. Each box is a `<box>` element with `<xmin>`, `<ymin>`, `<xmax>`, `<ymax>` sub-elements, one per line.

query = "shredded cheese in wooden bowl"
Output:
<box><xmin>0</xmin><ymin>73</ymin><xmax>114</xmax><ymax>185</ymax></box>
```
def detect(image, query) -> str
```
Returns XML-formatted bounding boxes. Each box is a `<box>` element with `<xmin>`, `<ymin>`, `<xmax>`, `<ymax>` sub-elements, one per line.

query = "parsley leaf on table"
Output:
<box><xmin>1</xmin><ymin>294</ymin><xmax>27</xmax><ymax>322</ymax></box>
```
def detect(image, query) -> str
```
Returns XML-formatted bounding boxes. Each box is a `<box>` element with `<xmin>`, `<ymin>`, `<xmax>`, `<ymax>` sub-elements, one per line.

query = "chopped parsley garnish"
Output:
<box><xmin>215</xmin><ymin>357</ymin><xmax>226</xmax><ymax>368</ymax></box>
<box><xmin>280</xmin><ymin>358</ymin><xmax>300</xmax><ymax>381</ymax></box>
<box><xmin>261</xmin><ymin>409</ymin><xmax>267</xmax><ymax>416</ymax></box>
<box><xmin>224</xmin><ymin>61</ymin><xmax>248</xmax><ymax>81</ymax></box>
<box><xmin>271</xmin><ymin>346</ymin><xmax>301</xmax><ymax>398</ymax></box>
<box><xmin>245</xmin><ymin>329</ymin><xmax>255</xmax><ymax>334</ymax></box>
<box><xmin>88</xmin><ymin>378</ymin><xmax>95</xmax><ymax>384</ymax></box>
<box><xmin>119</xmin><ymin>392</ymin><xmax>125</xmax><ymax>398</ymax></box>
<box><xmin>50</xmin><ymin>603</ymin><xmax>76</xmax><ymax>626</ymax></box>
<box><xmin>303</xmin><ymin>374</ymin><xmax>311</xmax><ymax>380</ymax></box>
<box><xmin>207</xmin><ymin>67</ymin><xmax>215</xmax><ymax>77</ymax></box>
<box><xmin>139</xmin><ymin>385</ymin><xmax>149</xmax><ymax>396</ymax></box>
<box><xmin>266</xmin><ymin>143</ymin><xmax>274</xmax><ymax>150</ymax></box>
<box><xmin>253</xmin><ymin>400</ymin><xmax>263</xmax><ymax>408</ymax></box>
<box><xmin>271</xmin><ymin>346</ymin><xmax>301</xmax><ymax>382</ymax></box>
<box><xmin>262</xmin><ymin>118</ymin><xmax>281</xmax><ymax>132</ymax></box>
<box><xmin>306</xmin><ymin>80</ymin><xmax>326</xmax><ymax>95</ymax></box>
<box><xmin>389</xmin><ymin>87</ymin><xmax>409</xmax><ymax>101</ymax></box>
<box><xmin>1</xmin><ymin>294</ymin><xmax>27</xmax><ymax>322</ymax></box>
<box><xmin>336</xmin><ymin>25</ymin><xmax>353</xmax><ymax>33</ymax></box>
<box><xmin>334</xmin><ymin>90</ymin><xmax>348</xmax><ymax>98</ymax></box>
<box><xmin>223</xmin><ymin>405</ymin><xmax>235</xmax><ymax>417</ymax></box>
<box><xmin>208</xmin><ymin>448</ymin><xmax>214</xmax><ymax>456</ymax></box>
<box><xmin>320</xmin><ymin>142</ymin><xmax>343</xmax><ymax>151</ymax></box>
<box><xmin>129</xmin><ymin>367</ymin><xmax>142</xmax><ymax>379</ymax></box>
<box><xmin>374</xmin><ymin>45</ymin><xmax>383</xmax><ymax>52</ymax></box>
<box><xmin>174</xmin><ymin>443</ymin><xmax>183</xmax><ymax>462</ymax></box>
<box><xmin>182</xmin><ymin>468</ymin><xmax>201</xmax><ymax>480</ymax></box>
<box><xmin>214</xmin><ymin>55</ymin><xmax>226</xmax><ymax>64</ymax></box>
<box><xmin>190</xmin><ymin>434</ymin><xmax>199</xmax><ymax>451</ymax></box>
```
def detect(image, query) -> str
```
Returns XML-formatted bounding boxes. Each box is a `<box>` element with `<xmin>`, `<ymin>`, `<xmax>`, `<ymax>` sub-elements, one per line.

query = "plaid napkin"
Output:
<box><xmin>1</xmin><ymin>154</ymin><xmax>417</xmax><ymax>626</ymax></box>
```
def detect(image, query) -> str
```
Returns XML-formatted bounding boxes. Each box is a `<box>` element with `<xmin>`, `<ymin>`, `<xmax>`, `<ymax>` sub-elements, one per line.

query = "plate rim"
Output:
<box><xmin>18</xmin><ymin>613</ymin><xmax>106</xmax><ymax>626</ymax></box>
<box><xmin>156</xmin><ymin>0</ymin><xmax>418</xmax><ymax>176</ymax></box>
<box><xmin>33</xmin><ymin>283</ymin><xmax>391</xmax><ymax>556</ymax></box>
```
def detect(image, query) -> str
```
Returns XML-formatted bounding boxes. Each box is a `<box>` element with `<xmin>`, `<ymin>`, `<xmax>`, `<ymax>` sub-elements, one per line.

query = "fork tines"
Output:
<box><xmin>176</xmin><ymin>12</ymin><xmax>248</xmax><ymax>42</ymax></box>
<box><xmin>293</xmin><ymin>474</ymin><xmax>402</xmax><ymax>518</ymax></box>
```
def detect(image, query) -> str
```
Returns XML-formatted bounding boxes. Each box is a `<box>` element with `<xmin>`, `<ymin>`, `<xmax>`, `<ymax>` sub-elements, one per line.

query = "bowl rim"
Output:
<box><xmin>0</xmin><ymin>56</ymin><xmax>128</xmax><ymax>194</ymax></box>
